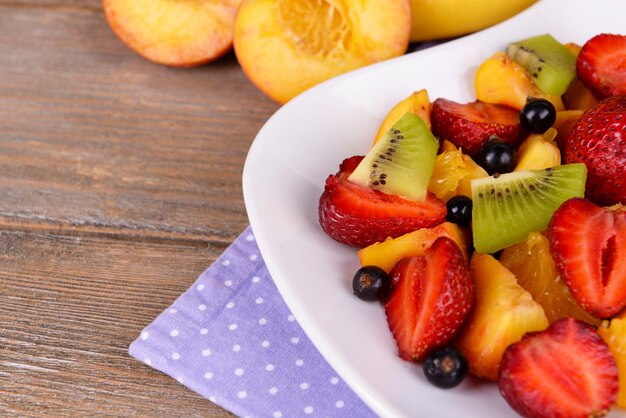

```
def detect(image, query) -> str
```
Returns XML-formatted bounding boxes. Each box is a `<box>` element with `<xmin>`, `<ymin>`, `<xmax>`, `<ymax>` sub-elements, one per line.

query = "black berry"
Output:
<box><xmin>423</xmin><ymin>347</ymin><xmax>468</xmax><ymax>389</ymax></box>
<box><xmin>446</xmin><ymin>195</ymin><xmax>472</xmax><ymax>227</ymax></box>
<box><xmin>352</xmin><ymin>266</ymin><xmax>390</xmax><ymax>301</ymax></box>
<box><xmin>520</xmin><ymin>98</ymin><xmax>557</xmax><ymax>134</ymax></box>
<box><xmin>478</xmin><ymin>138</ymin><xmax>516</xmax><ymax>175</ymax></box>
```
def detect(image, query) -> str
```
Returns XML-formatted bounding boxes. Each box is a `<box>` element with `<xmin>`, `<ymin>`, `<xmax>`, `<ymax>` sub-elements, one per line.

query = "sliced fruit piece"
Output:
<box><xmin>103</xmin><ymin>0</ymin><xmax>241</xmax><ymax>66</ymax></box>
<box><xmin>455</xmin><ymin>253</ymin><xmax>548</xmax><ymax>381</ymax></box>
<box><xmin>499</xmin><ymin>318</ymin><xmax>618</xmax><ymax>418</ymax></box>
<box><xmin>357</xmin><ymin>222</ymin><xmax>469</xmax><ymax>272</ymax></box>
<box><xmin>553</xmin><ymin>109</ymin><xmax>583</xmax><ymax>153</ymax></box>
<box><xmin>548</xmin><ymin>198</ymin><xmax>626</xmax><ymax>318</ymax></box>
<box><xmin>428</xmin><ymin>142</ymin><xmax>488</xmax><ymax>202</ymax></box>
<box><xmin>598</xmin><ymin>310</ymin><xmax>626</xmax><ymax>408</ymax></box>
<box><xmin>374</xmin><ymin>90</ymin><xmax>431</xmax><ymax>144</ymax></box>
<box><xmin>384</xmin><ymin>237</ymin><xmax>474</xmax><ymax>361</ymax></box>
<box><xmin>500</xmin><ymin>232</ymin><xmax>600</xmax><ymax>326</ymax></box>
<box><xmin>475</xmin><ymin>51</ymin><xmax>564</xmax><ymax>111</ymax></box>
<box><xmin>564</xmin><ymin>42</ymin><xmax>582</xmax><ymax>57</ymax></box>
<box><xmin>349</xmin><ymin>113</ymin><xmax>438</xmax><ymax>201</ymax></box>
<box><xmin>471</xmin><ymin>163</ymin><xmax>587</xmax><ymax>254</ymax></box>
<box><xmin>318</xmin><ymin>155</ymin><xmax>446</xmax><ymax>248</ymax></box>
<box><xmin>577</xmin><ymin>33</ymin><xmax>626</xmax><ymax>100</ymax></box>
<box><xmin>514</xmin><ymin>128</ymin><xmax>561</xmax><ymax>171</ymax></box>
<box><xmin>566</xmin><ymin>95</ymin><xmax>626</xmax><ymax>206</ymax></box>
<box><xmin>563</xmin><ymin>78</ymin><xmax>599</xmax><ymax>110</ymax></box>
<box><xmin>431</xmin><ymin>98</ymin><xmax>522</xmax><ymax>158</ymax></box>
<box><xmin>234</xmin><ymin>0</ymin><xmax>411</xmax><ymax>104</ymax></box>
<box><xmin>507</xmin><ymin>34</ymin><xmax>577</xmax><ymax>96</ymax></box>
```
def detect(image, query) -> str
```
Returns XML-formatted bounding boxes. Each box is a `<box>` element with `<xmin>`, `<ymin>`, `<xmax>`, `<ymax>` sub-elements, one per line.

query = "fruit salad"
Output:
<box><xmin>318</xmin><ymin>32</ymin><xmax>626</xmax><ymax>417</ymax></box>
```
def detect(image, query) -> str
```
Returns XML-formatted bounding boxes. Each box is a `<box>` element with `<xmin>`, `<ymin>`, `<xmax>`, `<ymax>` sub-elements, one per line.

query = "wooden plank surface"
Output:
<box><xmin>0</xmin><ymin>0</ymin><xmax>279</xmax><ymax>415</ymax></box>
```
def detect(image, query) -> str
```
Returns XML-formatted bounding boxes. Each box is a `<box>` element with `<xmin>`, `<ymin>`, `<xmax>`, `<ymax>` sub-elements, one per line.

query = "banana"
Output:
<box><xmin>410</xmin><ymin>0</ymin><xmax>537</xmax><ymax>42</ymax></box>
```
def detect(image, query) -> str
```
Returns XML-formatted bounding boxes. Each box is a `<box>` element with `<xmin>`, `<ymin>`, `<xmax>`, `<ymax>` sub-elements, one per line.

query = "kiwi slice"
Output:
<box><xmin>348</xmin><ymin>112</ymin><xmax>438</xmax><ymax>201</ymax></box>
<box><xmin>507</xmin><ymin>34</ymin><xmax>576</xmax><ymax>96</ymax></box>
<box><xmin>471</xmin><ymin>163</ymin><xmax>587</xmax><ymax>254</ymax></box>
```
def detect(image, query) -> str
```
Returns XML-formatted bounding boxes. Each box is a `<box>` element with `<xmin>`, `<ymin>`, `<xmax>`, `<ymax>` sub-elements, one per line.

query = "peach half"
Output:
<box><xmin>234</xmin><ymin>0</ymin><xmax>411</xmax><ymax>104</ymax></box>
<box><xmin>103</xmin><ymin>0</ymin><xmax>241</xmax><ymax>67</ymax></box>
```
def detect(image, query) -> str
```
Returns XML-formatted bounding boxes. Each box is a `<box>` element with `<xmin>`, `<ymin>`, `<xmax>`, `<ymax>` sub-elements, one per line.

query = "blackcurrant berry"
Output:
<box><xmin>477</xmin><ymin>138</ymin><xmax>516</xmax><ymax>175</ymax></box>
<box><xmin>352</xmin><ymin>266</ymin><xmax>390</xmax><ymax>301</ymax></box>
<box><xmin>423</xmin><ymin>347</ymin><xmax>468</xmax><ymax>389</ymax></box>
<box><xmin>446</xmin><ymin>195</ymin><xmax>472</xmax><ymax>227</ymax></box>
<box><xmin>520</xmin><ymin>98</ymin><xmax>557</xmax><ymax>134</ymax></box>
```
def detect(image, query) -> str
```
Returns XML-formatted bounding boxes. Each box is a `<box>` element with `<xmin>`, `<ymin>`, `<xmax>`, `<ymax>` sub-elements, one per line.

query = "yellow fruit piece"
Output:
<box><xmin>357</xmin><ymin>222</ymin><xmax>469</xmax><ymax>273</ymax></box>
<box><xmin>440</xmin><ymin>139</ymin><xmax>457</xmax><ymax>153</ymax></box>
<box><xmin>475</xmin><ymin>51</ymin><xmax>564</xmax><ymax>111</ymax></box>
<box><xmin>428</xmin><ymin>143</ymin><xmax>487</xmax><ymax>202</ymax></box>
<box><xmin>564</xmin><ymin>42</ymin><xmax>582</xmax><ymax>57</ymax></box>
<box><xmin>374</xmin><ymin>90</ymin><xmax>431</xmax><ymax>144</ymax></box>
<box><xmin>563</xmin><ymin>78</ymin><xmax>599</xmax><ymax>110</ymax></box>
<box><xmin>409</xmin><ymin>0</ymin><xmax>536</xmax><ymax>42</ymax></box>
<box><xmin>598</xmin><ymin>311</ymin><xmax>626</xmax><ymax>408</ymax></box>
<box><xmin>103</xmin><ymin>0</ymin><xmax>242</xmax><ymax>66</ymax></box>
<box><xmin>234</xmin><ymin>0</ymin><xmax>411</xmax><ymax>104</ymax></box>
<box><xmin>514</xmin><ymin>128</ymin><xmax>561</xmax><ymax>171</ymax></box>
<box><xmin>456</xmin><ymin>253</ymin><xmax>549</xmax><ymax>381</ymax></box>
<box><xmin>554</xmin><ymin>110</ymin><xmax>584</xmax><ymax>150</ymax></box>
<box><xmin>500</xmin><ymin>232</ymin><xmax>600</xmax><ymax>326</ymax></box>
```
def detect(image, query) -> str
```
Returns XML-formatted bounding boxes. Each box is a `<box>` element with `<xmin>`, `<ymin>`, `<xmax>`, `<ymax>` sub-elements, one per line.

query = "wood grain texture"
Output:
<box><xmin>0</xmin><ymin>230</ymin><xmax>234</xmax><ymax>416</ymax></box>
<box><xmin>0</xmin><ymin>0</ymin><xmax>279</xmax><ymax>416</ymax></box>
<box><xmin>0</xmin><ymin>2</ymin><xmax>278</xmax><ymax>243</ymax></box>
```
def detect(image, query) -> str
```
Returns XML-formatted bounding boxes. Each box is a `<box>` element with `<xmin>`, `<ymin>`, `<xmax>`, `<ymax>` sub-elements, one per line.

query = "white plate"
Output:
<box><xmin>243</xmin><ymin>1</ymin><xmax>626</xmax><ymax>416</ymax></box>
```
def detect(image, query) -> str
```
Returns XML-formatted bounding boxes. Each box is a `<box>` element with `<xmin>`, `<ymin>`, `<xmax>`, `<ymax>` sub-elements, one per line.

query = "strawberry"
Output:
<box><xmin>565</xmin><ymin>95</ymin><xmax>626</xmax><ymax>206</ymax></box>
<box><xmin>548</xmin><ymin>198</ymin><xmax>626</xmax><ymax>318</ymax></box>
<box><xmin>430</xmin><ymin>98</ymin><xmax>522</xmax><ymax>158</ymax></box>
<box><xmin>577</xmin><ymin>34</ymin><xmax>626</xmax><ymax>100</ymax></box>
<box><xmin>384</xmin><ymin>237</ymin><xmax>473</xmax><ymax>361</ymax></box>
<box><xmin>318</xmin><ymin>156</ymin><xmax>446</xmax><ymax>248</ymax></box>
<box><xmin>498</xmin><ymin>318</ymin><xmax>618</xmax><ymax>418</ymax></box>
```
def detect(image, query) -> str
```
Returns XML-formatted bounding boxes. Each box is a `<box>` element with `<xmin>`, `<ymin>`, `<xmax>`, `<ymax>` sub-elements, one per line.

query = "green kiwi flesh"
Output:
<box><xmin>507</xmin><ymin>34</ymin><xmax>576</xmax><ymax>96</ymax></box>
<box><xmin>471</xmin><ymin>163</ymin><xmax>587</xmax><ymax>254</ymax></box>
<box><xmin>348</xmin><ymin>112</ymin><xmax>438</xmax><ymax>201</ymax></box>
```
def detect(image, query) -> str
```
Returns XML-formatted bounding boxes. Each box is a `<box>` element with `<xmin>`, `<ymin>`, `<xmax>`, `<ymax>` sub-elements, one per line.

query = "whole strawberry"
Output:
<box><xmin>318</xmin><ymin>156</ymin><xmax>446</xmax><ymax>248</ymax></box>
<box><xmin>565</xmin><ymin>95</ymin><xmax>626</xmax><ymax>205</ymax></box>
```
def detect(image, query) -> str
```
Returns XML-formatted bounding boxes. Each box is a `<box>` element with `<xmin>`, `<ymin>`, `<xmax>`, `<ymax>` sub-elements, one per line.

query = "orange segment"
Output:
<box><xmin>357</xmin><ymin>222</ymin><xmax>469</xmax><ymax>272</ymax></box>
<box><xmin>374</xmin><ymin>90</ymin><xmax>431</xmax><ymax>144</ymax></box>
<box><xmin>598</xmin><ymin>311</ymin><xmax>626</xmax><ymax>408</ymax></box>
<box><xmin>428</xmin><ymin>142</ymin><xmax>487</xmax><ymax>202</ymax></box>
<box><xmin>234</xmin><ymin>0</ymin><xmax>411</xmax><ymax>104</ymax></box>
<box><xmin>554</xmin><ymin>110</ymin><xmax>584</xmax><ymax>152</ymax></box>
<box><xmin>475</xmin><ymin>51</ymin><xmax>564</xmax><ymax>111</ymax></box>
<box><xmin>103</xmin><ymin>0</ymin><xmax>241</xmax><ymax>66</ymax></box>
<box><xmin>500</xmin><ymin>232</ymin><xmax>600</xmax><ymax>326</ymax></box>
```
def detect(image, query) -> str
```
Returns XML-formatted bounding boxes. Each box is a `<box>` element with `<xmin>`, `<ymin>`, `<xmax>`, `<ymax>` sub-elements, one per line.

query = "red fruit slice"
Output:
<box><xmin>577</xmin><ymin>34</ymin><xmax>626</xmax><ymax>100</ymax></box>
<box><xmin>565</xmin><ymin>95</ymin><xmax>626</xmax><ymax>206</ymax></box>
<box><xmin>384</xmin><ymin>237</ymin><xmax>474</xmax><ymax>361</ymax></box>
<box><xmin>548</xmin><ymin>198</ymin><xmax>626</xmax><ymax>318</ymax></box>
<box><xmin>318</xmin><ymin>156</ymin><xmax>446</xmax><ymax>248</ymax></box>
<box><xmin>431</xmin><ymin>98</ymin><xmax>522</xmax><ymax>158</ymax></box>
<box><xmin>499</xmin><ymin>318</ymin><xmax>618</xmax><ymax>418</ymax></box>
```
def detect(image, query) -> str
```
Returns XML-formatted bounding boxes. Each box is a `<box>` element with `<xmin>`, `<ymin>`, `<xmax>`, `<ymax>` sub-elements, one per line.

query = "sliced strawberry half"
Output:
<box><xmin>318</xmin><ymin>156</ymin><xmax>446</xmax><ymax>248</ymax></box>
<box><xmin>430</xmin><ymin>98</ymin><xmax>522</xmax><ymax>158</ymax></box>
<box><xmin>577</xmin><ymin>34</ymin><xmax>626</xmax><ymax>100</ymax></box>
<box><xmin>548</xmin><ymin>198</ymin><xmax>626</xmax><ymax>318</ymax></box>
<box><xmin>384</xmin><ymin>237</ymin><xmax>474</xmax><ymax>361</ymax></box>
<box><xmin>499</xmin><ymin>318</ymin><xmax>618</xmax><ymax>418</ymax></box>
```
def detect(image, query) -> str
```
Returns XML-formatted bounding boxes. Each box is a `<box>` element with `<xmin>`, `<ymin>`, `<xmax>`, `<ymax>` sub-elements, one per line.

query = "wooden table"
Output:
<box><xmin>0</xmin><ymin>1</ymin><xmax>279</xmax><ymax>415</ymax></box>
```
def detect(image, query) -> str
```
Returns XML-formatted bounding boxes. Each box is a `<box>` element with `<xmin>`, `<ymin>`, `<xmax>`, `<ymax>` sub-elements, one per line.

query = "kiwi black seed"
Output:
<box><xmin>471</xmin><ymin>163</ymin><xmax>587</xmax><ymax>254</ymax></box>
<box><xmin>507</xmin><ymin>34</ymin><xmax>576</xmax><ymax>96</ymax></box>
<box><xmin>348</xmin><ymin>112</ymin><xmax>438</xmax><ymax>201</ymax></box>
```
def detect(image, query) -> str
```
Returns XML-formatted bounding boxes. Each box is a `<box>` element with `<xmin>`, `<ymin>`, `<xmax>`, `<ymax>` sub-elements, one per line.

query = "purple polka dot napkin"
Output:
<box><xmin>129</xmin><ymin>226</ymin><xmax>377</xmax><ymax>418</ymax></box>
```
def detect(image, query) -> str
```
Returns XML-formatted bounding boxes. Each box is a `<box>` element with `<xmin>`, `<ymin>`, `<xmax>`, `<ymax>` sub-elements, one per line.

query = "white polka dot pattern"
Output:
<box><xmin>129</xmin><ymin>227</ymin><xmax>375</xmax><ymax>418</ymax></box>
